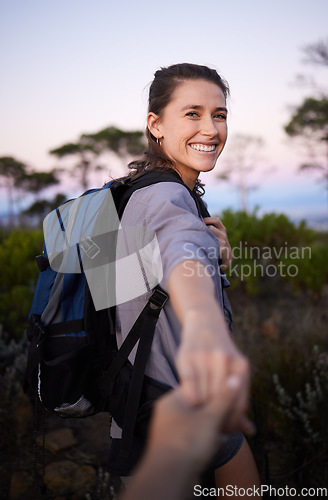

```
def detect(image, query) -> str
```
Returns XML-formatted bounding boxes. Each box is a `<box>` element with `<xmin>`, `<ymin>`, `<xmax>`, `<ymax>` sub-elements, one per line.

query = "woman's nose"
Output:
<box><xmin>200</xmin><ymin>117</ymin><xmax>218</xmax><ymax>137</ymax></box>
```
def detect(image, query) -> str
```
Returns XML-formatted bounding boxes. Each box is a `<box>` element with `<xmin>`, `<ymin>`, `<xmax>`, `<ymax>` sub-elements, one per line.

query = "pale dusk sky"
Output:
<box><xmin>1</xmin><ymin>0</ymin><xmax>328</xmax><ymax>224</ymax></box>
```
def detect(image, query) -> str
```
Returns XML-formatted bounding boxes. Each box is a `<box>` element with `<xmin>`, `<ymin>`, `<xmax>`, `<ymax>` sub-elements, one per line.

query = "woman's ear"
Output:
<box><xmin>147</xmin><ymin>112</ymin><xmax>162</xmax><ymax>140</ymax></box>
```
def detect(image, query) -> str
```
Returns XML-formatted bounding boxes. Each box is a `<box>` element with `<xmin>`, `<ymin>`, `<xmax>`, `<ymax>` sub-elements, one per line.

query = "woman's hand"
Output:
<box><xmin>203</xmin><ymin>217</ymin><xmax>232</xmax><ymax>271</ymax></box>
<box><xmin>175</xmin><ymin>310</ymin><xmax>251</xmax><ymax>434</ymax></box>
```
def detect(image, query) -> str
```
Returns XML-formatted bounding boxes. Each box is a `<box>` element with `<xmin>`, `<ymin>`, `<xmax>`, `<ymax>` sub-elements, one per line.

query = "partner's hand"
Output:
<box><xmin>148</xmin><ymin>373</ymin><xmax>249</xmax><ymax>468</ymax></box>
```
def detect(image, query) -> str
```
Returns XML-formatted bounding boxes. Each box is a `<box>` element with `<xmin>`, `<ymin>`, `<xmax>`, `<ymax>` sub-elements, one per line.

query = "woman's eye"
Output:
<box><xmin>186</xmin><ymin>112</ymin><xmax>199</xmax><ymax>117</ymax></box>
<box><xmin>215</xmin><ymin>113</ymin><xmax>227</xmax><ymax>120</ymax></box>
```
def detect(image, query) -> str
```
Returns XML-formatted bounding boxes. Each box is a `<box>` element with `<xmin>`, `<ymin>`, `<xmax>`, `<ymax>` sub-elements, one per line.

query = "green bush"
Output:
<box><xmin>220</xmin><ymin>209</ymin><xmax>328</xmax><ymax>294</ymax></box>
<box><xmin>0</xmin><ymin>229</ymin><xmax>43</xmax><ymax>339</ymax></box>
<box><xmin>220</xmin><ymin>211</ymin><xmax>328</xmax><ymax>485</ymax></box>
<box><xmin>1</xmin><ymin>211</ymin><xmax>327</xmax><ymax>338</ymax></box>
<box><xmin>230</xmin><ymin>278</ymin><xmax>328</xmax><ymax>488</ymax></box>
<box><xmin>272</xmin><ymin>345</ymin><xmax>328</xmax><ymax>487</ymax></box>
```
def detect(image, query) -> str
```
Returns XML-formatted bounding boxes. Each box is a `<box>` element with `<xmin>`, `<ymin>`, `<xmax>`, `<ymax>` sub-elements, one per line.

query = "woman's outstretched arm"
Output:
<box><xmin>168</xmin><ymin>259</ymin><xmax>250</xmax><ymax>432</ymax></box>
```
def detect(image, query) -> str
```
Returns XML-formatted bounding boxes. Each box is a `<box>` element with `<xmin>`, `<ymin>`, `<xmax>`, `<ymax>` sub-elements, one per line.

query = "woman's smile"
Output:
<box><xmin>148</xmin><ymin>79</ymin><xmax>228</xmax><ymax>189</ymax></box>
<box><xmin>189</xmin><ymin>143</ymin><xmax>218</xmax><ymax>152</ymax></box>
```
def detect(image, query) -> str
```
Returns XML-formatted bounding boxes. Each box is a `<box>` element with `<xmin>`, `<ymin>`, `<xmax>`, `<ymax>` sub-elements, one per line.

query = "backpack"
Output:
<box><xmin>24</xmin><ymin>171</ymin><xmax>192</xmax><ymax>472</ymax></box>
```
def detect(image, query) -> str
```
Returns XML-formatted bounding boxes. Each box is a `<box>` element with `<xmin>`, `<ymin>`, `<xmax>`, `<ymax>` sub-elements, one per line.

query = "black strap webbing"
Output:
<box><xmin>106</xmin><ymin>286</ymin><xmax>168</xmax><ymax>382</ymax></box>
<box><xmin>119</xmin><ymin>287</ymin><xmax>168</xmax><ymax>457</ymax></box>
<box><xmin>36</xmin><ymin>255</ymin><xmax>50</xmax><ymax>272</ymax></box>
<box><xmin>45</xmin><ymin>319</ymin><xmax>84</xmax><ymax>336</ymax></box>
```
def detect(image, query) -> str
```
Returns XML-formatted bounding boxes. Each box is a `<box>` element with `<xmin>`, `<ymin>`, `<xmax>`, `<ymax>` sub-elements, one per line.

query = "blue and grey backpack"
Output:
<box><xmin>24</xmin><ymin>172</ymin><xmax>196</xmax><ymax>490</ymax></box>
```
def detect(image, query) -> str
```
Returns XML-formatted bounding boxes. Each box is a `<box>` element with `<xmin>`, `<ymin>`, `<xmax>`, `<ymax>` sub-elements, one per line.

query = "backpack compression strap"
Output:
<box><xmin>100</xmin><ymin>285</ymin><xmax>169</xmax><ymax>457</ymax></box>
<box><xmin>105</xmin><ymin>286</ymin><xmax>168</xmax><ymax>381</ymax></box>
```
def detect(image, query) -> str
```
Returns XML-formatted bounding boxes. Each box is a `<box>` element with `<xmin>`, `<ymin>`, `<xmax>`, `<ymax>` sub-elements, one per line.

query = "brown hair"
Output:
<box><xmin>128</xmin><ymin>63</ymin><xmax>230</xmax><ymax>196</ymax></box>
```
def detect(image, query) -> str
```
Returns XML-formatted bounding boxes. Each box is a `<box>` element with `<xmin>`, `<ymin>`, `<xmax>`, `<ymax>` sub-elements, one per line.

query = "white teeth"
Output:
<box><xmin>190</xmin><ymin>144</ymin><xmax>216</xmax><ymax>152</ymax></box>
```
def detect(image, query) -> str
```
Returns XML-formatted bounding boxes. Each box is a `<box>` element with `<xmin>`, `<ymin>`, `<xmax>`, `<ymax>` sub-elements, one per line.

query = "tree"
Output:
<box><xmin>285</xmin><ymin>97</ymin><xmax>328</xmax><ymax>202</ymax></box>
<box><xmin>23</xmin><ymin>193</ymin><xmax>67</xmax><ymax>222</ymax></box>
<box><xmin>293</xmin><ymin>39</ymin><xmax>328</xmax><ymax>92</ymax></box>
<box><xmin>49</xmin><ymin>140</ymin><xmax>100</xmax><ymax>191</ymax></box>
<box><xmin>285</xmin><ymin>97</ymin><xmax>328</xmax><ymax>142</ymax></box>
<box><xmin>302</xmin><ymin>38</ymin><xmax>328</xmax><ymax>68</ymax></box>
<box><xmin>0</xmin><ymin>156</ymin><xmax>28</xmax><ymax>224</ymax></box>
<box><xmin>217</xmin><ymin>134</ymin><xmax>265</xmax><ymax>212</ymax></box>
<box><xmin>19</xmin><ymin>170</ymin><xmax>60</xmax><ymax>199</ymax></box>
<box><xmin>50</xmin><ymin>126</ymin><xmax>145</xmax><ymax>190</ymax></box>
<box><xmin>285</xmin><ymin>38</ymin><xmax>328</xmax><ymax>209</ymax></box>
<box><xmin>82</xmin><ymin>126</ymin><xmax>145</xmax><ymax>156</ymax></box>
<box><xmin>0</xmin><ymin>156</ymin><xmax>61</xmax><ymax>225</ymax></box>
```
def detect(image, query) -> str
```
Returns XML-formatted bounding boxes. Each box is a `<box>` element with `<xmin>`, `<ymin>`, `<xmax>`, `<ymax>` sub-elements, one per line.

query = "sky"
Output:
<box><xmin>1</xmin><ymin>0</ymin><xmax>328</xmax><ymax>226</ymax></box>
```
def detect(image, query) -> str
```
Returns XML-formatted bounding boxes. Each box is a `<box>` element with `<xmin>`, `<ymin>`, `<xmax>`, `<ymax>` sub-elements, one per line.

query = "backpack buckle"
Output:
<box><xmin>34</xmin><ymin>323</ymin><xmax>46</xmax><ymax>344</ymax></box>
<box><xmin>149</xmin><ymin>287</ymin><xmax>168</xmax><ymax>310</ymax></box>
<box><xmin>28</xmin><ymin>314</ymin><xmax>46</xmax><ymax>344</ymax></box>
<box><xmin>80</xmin><ymin>236</ymin><xmax>100</xmax><ymax>259</ymax></box>
<box><xmin>36</xmin><ymin>255</ymin><xmax>50</xmax><ymax>272</ymax></box>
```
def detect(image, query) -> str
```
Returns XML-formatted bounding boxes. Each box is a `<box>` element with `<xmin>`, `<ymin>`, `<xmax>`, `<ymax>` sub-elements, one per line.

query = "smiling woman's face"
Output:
<box><xmin>147</xmin><ymin>79</ymin><xmax>228</xmax><ymax>189</ymax></box>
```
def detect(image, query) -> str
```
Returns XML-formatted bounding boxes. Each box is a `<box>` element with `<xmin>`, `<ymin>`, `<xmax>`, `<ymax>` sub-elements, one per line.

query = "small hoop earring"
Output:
<box><xmin>156</xmin><ymin>137</ymin><xmax>161</xmax><ymax>147</ymax></box>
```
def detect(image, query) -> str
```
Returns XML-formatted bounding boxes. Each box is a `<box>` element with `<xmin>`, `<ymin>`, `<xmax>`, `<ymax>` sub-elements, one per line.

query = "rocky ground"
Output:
<box><xmin>0</xmin><ymin>392</ymin><xmax>124</xmax><ymax>499</ymax></box>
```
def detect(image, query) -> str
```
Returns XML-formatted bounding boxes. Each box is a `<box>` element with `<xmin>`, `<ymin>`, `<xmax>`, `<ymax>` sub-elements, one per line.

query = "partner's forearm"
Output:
<box><xmin>119</xmin><ymin>448</ymin><xmax>199</xmax><ymax>500</ymax></box>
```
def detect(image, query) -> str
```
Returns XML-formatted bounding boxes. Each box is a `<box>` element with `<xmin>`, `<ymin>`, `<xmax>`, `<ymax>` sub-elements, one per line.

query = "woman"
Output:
<box><xmin>108</xmin><ymin>63</ymin><xmax>261</xmax><ymax>495</ymax></box>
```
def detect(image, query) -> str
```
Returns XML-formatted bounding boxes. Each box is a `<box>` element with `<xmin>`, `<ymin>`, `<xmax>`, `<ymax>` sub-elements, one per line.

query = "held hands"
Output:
<box><xmin>123</xmin><ymin>372</ymin><xmax>253</xmax><ymax>500</ymax></box>
<box><xmin>147</xmin><ymin>373</ymin><xmax>248</xmax><ymax>469</ymax></box>
<box><xmin>203</xmin><ymin>217</ymin><xmax>232</xmax><ymax>271</ymax></box>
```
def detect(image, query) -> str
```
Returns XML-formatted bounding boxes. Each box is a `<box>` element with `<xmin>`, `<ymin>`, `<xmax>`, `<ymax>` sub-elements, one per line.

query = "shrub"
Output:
<box><xmin>0</xmin><ymin>229</ymin><xmax>43</xmax><ymax>339</ymax></box>
<box><xmin>272</xmin><ymin>346</ymin><xmax>328</xmax><ymax>487</ymax></box>
<box><xmin>0</xmin><ymin>327</ymin><xmax>27</xmax><ymax>399</ymax></box>
<box><xmin>220</xmin><ymin>209</ymin><xmax>328</xmax><ymax>294</ymax></box>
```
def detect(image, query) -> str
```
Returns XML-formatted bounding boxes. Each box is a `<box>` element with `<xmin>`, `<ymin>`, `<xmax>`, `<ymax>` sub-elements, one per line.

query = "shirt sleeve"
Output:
<box><xmin>121</xmin><ymin>182</ymin><xmax>222</xmax><ymax>295</ymax></box>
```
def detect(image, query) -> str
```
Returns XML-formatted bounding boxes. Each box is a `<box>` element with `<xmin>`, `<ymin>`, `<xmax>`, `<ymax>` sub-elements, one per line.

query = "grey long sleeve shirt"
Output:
<box><xmin>111</xmin><ymin>181</ymin><xmax>232</xmax><ymax>438</ymax></box>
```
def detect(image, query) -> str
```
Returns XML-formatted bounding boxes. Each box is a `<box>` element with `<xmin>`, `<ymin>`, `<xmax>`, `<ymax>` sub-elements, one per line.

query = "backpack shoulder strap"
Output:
<box><xmin>114</xmin><ymin>170</ymin><xmax>207</xmax><ymax>220</ymax></box>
